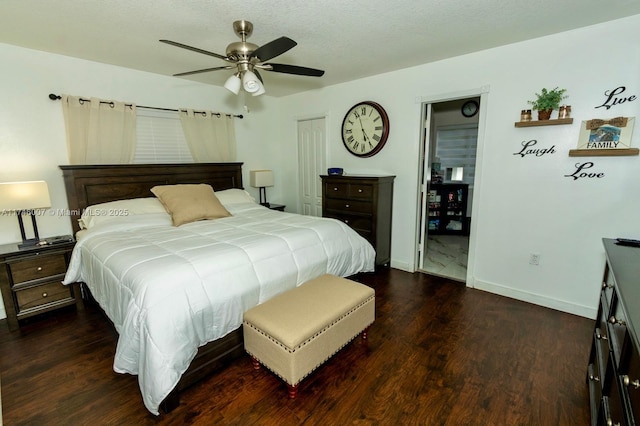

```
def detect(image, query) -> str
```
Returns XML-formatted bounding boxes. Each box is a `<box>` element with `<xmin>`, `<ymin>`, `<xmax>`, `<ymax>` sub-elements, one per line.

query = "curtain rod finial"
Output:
<box><xmin>49</xmin><ymin>93</ymin><xmax>61</xmax><ymax>100</ymax></box>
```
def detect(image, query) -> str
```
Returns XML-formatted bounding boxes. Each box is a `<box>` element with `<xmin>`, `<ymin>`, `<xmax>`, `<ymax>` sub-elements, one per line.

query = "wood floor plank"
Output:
<box><xmin>0</xmin><ymin>268</ymin><xmax>592</xmax><ymax>425</ymax></box>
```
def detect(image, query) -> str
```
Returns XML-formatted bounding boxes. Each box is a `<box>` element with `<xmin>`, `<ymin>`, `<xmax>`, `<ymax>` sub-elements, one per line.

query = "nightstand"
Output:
<box><xmin>0</xmin><ymin>239</ymin><xmax>83</xmax><ymax>331</ymax></box>
<box><xmin>267</xmin><ymin>204</ymin><xmax>285</xmax><ymax>211</ymax></box>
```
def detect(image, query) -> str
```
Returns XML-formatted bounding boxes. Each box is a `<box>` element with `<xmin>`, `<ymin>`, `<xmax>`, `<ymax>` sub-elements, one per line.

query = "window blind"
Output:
<box><xmin>133</xmin><ymin>109</ymin><xmax>193</xmax><ymax>163</ymax></box>
<box><xmin>435</xmin><ymin>124</ymin><xmax>478</xmax><ymax>187</ymax></box>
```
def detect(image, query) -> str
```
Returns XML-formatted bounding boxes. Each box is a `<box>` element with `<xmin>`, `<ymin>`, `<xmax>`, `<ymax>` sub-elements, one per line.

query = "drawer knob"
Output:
<box><xmin>595</xmin><ymin>331</ymin><xmax>608</xmax><ymax>341</ymax></box>
<box><xmin>37</xmin><ymin>266</ymin><xmax>43</xmax><ymax>272</ymax></box>
<box><xmin>588</xmin><ymin>374</ymin><xmax>600</xmax><ymax>382</ymax></box>
<box><xmin>358</xmin><ymin>189</ymin><xmax>363</xmax><ymax>193</ymax></box>
<box><xmin>345</xmin><ymin>204</ymin><xmax>350</xmax><ymax>208</ymax></box>
<box><xmin>42</xmin><ymin>292</ymin><xmax>48</xmax><ymax>298</ymax></box>
<box><xmin>609</xmin><ymin>315</ymin><xmax>626</xmax><ymax>326</ymax></box>
<box><xmin>623</xmin><ymin>375</ymin><xmax>640</xmax><ymax>389</ymax></box>
<box><xmin>333</xmin><ymin>187</ymin><xmax>338</xmax><ymax>191</ymax></box>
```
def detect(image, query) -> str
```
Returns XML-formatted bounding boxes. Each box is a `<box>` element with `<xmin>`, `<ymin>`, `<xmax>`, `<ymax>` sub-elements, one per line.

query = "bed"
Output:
<box><xmin>59</xmin><ymin>163</ymin><xmax>375</xmax><ymax>415</ymax></box>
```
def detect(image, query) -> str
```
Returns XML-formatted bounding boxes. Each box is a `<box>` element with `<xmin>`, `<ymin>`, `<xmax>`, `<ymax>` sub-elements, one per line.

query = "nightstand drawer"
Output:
<box><xmin>15</xmin><ymin>280</ymin><xmax>73</xmax><ymax>314</ymax></box>
<box><xmin>9</xmin><ymin>254</ymin><xmax>67</xmax><ymax>284</ymax></box>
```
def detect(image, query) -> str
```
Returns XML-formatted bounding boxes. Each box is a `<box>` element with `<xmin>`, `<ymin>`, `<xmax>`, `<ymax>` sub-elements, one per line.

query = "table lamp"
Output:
<box><xmin>249</xmin><ymin>170</ymin><xmax>274</xmax><ymax>207</ymax></box>
<box><xmin>0</xmin><ymin>181</ymin><xmax>51</xmax><ymax>248</ymax></box>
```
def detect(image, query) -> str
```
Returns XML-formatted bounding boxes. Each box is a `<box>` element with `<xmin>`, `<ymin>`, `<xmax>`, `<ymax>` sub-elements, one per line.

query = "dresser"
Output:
<box><xmin>321</xmin><ymin>175</ymin><xmax>395</xmax><ymax>266</ymax></box>
<box><xmin>0</xmin><ymin>240</ymin><xmax>83</xmax><ymax>331</ymax></box>
<box><xmin>587</xmin><ymin>238</ymin><xmax>640</xmax><ymax>425</ymax></box>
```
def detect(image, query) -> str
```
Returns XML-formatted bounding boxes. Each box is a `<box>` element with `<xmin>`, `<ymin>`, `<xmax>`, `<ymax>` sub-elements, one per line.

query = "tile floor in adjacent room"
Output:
<box><xmin>422</xmin><ymin>234</ymin><xmax>469</xmax><ymax>282</ymax></box>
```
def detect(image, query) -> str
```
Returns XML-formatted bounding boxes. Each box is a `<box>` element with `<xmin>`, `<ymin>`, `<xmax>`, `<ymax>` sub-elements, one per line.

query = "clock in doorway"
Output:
<box><xmin>461</xmin><ymin>100</ymin><xmax>479</xmax><ymax>118</ymax></box>
<box><xmin>341</xmin><ymin>101</ymin><xmax>390</xmax><ymax>157</ymax></box>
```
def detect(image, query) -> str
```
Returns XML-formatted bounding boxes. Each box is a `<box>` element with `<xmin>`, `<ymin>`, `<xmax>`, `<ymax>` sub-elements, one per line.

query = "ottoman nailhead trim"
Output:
<box><xmin>245</xmin><ymin>322</ymin><xmax>372</xmax><ymax>387</ymax></box>
<box><xmin>243</xmin><ymin>294</ymin><xmax>374</xmax><ymax>354</ymax></box>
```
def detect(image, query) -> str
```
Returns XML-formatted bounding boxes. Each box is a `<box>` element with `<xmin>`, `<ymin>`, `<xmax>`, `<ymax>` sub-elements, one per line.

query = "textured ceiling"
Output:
<box><xmin>1</xmin><ymin>0</ymin><xmax>640</xmax><ymax>97</ymax></box>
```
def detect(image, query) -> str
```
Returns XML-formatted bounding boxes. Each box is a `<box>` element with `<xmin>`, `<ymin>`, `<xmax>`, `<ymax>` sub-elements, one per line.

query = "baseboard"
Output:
<box><xmin>471</xmin><ymin>278</ymin><xmax>597</xmax><ymax>319</ymax></box>
<box><xmin>390</xmin><ymin>260</ymin><xmax>413</xmax><ymax>273</ymax></box>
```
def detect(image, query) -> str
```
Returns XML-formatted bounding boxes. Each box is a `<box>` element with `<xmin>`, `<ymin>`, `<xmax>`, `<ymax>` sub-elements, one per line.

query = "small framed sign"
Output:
<box><xmin>569</xmin><ymin>116</ymin><xmax>638</xmax><ymax>156</ymax></box>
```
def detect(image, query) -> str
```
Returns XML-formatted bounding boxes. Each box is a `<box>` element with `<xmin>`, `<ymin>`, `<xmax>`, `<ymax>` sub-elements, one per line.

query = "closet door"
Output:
<box><xmin>297</xmin><ymin>117</ymin><xmax>326</xmax><ymax>216</ymax></box>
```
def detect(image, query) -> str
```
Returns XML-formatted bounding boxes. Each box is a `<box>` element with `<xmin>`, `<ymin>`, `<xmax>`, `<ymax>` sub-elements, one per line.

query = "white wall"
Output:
<box><xmin>0</xmin><ymin>43</ymin><xmax>287</xmax><ymax>318</ymax></box>
<box><xmin>279</xmin><ymin>15</ymin><xmax>640</xmax><ymax>318</ymax></box>
<box><xmin>1</xmin><ymin>15</ymin><xmax>638</xmax><ymax>322</ymax></box>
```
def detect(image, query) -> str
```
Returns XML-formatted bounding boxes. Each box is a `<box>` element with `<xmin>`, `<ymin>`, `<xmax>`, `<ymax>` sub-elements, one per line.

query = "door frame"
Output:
<box><xmin>414</xmin><ymin>86</ymin><xmax>490</xmax><ymax>288</ymax></box>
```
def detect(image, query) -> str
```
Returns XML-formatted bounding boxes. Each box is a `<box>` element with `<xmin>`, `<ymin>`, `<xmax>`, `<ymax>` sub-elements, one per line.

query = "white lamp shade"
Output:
<box><xmin>243</xmin><ymin>70</ymin><xmax>263</xmax><ymax>93</ymax></box>
<box><xmin>224</xmin><ymin>73</ymin><xmax>241</xmax><ymax>95</ymax></box>
<box><xmin>249</xmin><ymin>170</ymin><xmax>274</xmax><ymax>188</ymax></box>
<box><xmin>0</xmin><ymin>181</ymin><xmax>51</xmax><ymax>211</ymax></box>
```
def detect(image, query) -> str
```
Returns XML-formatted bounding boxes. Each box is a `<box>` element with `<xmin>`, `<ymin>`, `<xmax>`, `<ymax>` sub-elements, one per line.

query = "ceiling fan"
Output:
<box><xmin>160</xmin><ymin>20</ymin><xmax>325</xmax><ymax>96</ymax></box>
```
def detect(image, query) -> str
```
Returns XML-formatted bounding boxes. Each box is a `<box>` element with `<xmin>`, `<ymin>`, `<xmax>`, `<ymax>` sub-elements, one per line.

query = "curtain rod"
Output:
<box><xmin>48</xmin><ymin>94</ymin><xmax>243</xmax><ymax>119</ymax></box>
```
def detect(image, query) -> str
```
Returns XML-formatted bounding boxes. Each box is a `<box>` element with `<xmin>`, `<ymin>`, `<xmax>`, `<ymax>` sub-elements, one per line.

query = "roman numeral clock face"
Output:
<box><xmin>341</xmin><ymin>101</ymin><xmax>390</xmax><ymax>157</ymax></box>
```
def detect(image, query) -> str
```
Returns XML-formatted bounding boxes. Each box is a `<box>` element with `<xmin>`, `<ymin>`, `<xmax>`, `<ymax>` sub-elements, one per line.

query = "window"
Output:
<box><xmin>133</xmin><ymin>109</ymin><xmax>193</xmax><ymax>163</ymax></box>
<box><xmin>435</xmin><ymin>124</ymin><xmax>477</xmax><ymax>187</ymax></box>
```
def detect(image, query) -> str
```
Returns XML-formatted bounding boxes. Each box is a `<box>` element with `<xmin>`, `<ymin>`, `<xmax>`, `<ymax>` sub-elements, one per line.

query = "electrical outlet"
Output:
<box><xmin>529</xmin><ymin>253</ymin><xmax>540</xmax><ymax>265</ymax></box>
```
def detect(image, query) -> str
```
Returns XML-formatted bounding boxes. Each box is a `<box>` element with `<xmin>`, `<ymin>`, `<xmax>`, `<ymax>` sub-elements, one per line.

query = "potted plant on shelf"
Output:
<box><xmin>528</xmin><ymin>87</ymin><xmax>568</xmax><ymax>120</ymax></box>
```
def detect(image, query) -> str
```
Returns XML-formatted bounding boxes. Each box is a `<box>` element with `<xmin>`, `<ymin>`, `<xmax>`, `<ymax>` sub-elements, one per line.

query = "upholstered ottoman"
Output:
<box><xmin>243</xmin><ymin>274</ymin><xmax>375</xmax><ymax>398</ymax></box>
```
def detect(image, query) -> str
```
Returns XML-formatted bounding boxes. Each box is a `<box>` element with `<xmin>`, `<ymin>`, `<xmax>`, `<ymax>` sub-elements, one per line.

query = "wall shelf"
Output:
<box><xmin>568</xmin><ymin>148</ymin><xmax>639</xmax><ymax>157</ymax></box>
<box><xmin>514</xmin><ymin>118</ymin><xmax>573</xmax><ymax>127</ymax></box>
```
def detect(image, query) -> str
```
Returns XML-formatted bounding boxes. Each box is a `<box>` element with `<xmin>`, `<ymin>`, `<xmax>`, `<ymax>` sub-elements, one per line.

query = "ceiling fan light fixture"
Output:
<box><xmin>252</xmin><ymin>83</ymin><xmax>266</xmax><ymax>96</ymax></box>
<box><xmin>242</xmin><ymin>70</ymin><xmax>262</xmax><ymax>93</ymax></box>
<box><xmin>224</xmin><ymin>73</ymin><xmax>241</xmax><ymax>95</ymax></box>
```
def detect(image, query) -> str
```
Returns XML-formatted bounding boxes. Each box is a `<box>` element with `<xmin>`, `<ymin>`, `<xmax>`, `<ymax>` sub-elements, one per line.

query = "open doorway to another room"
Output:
<box><xmin>418</xmin><ymin>97</ymin><xmax>479</xmax><ymax>282</ymax></box>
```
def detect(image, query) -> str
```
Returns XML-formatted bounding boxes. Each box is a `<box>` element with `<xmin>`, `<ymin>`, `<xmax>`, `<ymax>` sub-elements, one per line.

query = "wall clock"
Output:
<box><xmin>461</xmin><ymin>100</ymin><xmax>479</xmax><ymax>118</ymax></box>
<box><xmin>341</xmin><ymin>101</ymin><xmax>390</xmax><ymax>157</ymax></box>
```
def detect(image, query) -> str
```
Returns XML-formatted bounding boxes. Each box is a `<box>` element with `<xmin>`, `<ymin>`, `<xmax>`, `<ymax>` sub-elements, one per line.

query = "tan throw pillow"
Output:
<box><xmin>151</xmin><ymin>184</ymin><xmax>231</xmax><ymax>226</ymax></box>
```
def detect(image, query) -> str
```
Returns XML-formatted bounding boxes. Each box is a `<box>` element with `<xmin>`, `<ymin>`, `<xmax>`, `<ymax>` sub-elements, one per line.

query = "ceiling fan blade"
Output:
<box><xmin>159</xmin><ymin>39</ymin><xmax>228</xmax><ymax>61</ymax></box>
<box><xmin>265</xmin><ymin>63</ymin><xmax>325</xmax><ymax>77</ymax></box>
<box><xmin>254</xmin><ymin>69</ymin><xmax>264</xmax><ymax>83</ymax></box>
<box><xmin>173</xmin><ymin>66</ymin><xmax>232</xmax><ymax>77</ymax></box>
<box><xmin>250</xmin><ymin>37</ymin><xmax>297</xmax><ymax>62</ymax></box>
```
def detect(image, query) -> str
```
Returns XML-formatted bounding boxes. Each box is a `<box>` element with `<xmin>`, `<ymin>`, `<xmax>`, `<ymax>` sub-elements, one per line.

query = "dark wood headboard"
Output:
<box><xmin>59</xmin><ymin>163</ymin><xmax>244</xmax><ymax>234</ymax></box>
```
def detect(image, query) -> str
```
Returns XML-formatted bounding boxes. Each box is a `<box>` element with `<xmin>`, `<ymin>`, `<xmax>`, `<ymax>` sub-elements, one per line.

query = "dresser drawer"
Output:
<box><xmin>593</xmin><ymin>325</ymin><xmax>611</xmax><ymax>388</ymax></box>
<box><xmin>9</xmin><ymin>254</ymin><xmax>67</xmax><ymax>284</ymax></box>
<box><xmin>622</xmin><ymin>339</ymin><xmax>640</xmax><ymax>424</ymax></box>
<box><xmin>324</xmin><ymin>182</ymin><xmax>349</xmax><ymax>198</ymax></box>
<box><xmin>324</xmin><ymin>212</ymin><xmax>373</xmax><ymax>234</ymax></box>
<box><xmin>325</xmin><ymin>199</ymin><xmax>372</xmax><ymax>214</ymax></box>
<box><xmin>608</xmin><ymin>297</ymin><xmax>628</xmax><ymax>366</ymax></box>
<box><xmin>348</xmin><ymin>183</ymin><xmax>373</xmax><ymax>199</ymax></box>
<box><xmin>15</xmin><ymin>280</ymin><xmax>73</xmax><ymax>315</ymax></box>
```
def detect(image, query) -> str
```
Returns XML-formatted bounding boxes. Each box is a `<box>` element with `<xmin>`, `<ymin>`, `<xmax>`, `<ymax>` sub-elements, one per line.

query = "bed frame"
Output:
<box><xmin>59</xmin><ymin>162</ymin><xmax>246</xmax><ymax>412</ymax></box>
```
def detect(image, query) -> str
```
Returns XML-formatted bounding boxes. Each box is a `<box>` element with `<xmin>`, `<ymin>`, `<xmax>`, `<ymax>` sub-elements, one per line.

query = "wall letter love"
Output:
<box><xmin>564</xmin><ymin>162</ymin><xmax>605</xmax><ymax>181</ymax></box>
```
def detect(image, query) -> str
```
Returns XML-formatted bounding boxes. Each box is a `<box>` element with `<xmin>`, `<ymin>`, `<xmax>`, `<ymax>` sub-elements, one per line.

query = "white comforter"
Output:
<box><xmin>63</xmin><ymin>203</ymin><xmax>375</xmax><ymax>414</ymax></box>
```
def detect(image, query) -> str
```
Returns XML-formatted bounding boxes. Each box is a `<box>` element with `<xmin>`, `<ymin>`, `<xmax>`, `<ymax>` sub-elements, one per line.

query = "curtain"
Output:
<box><xmin>62</xmin><ymin>95</ymin><xmax>137</xmax><ymax>164</ymax></box>
<box><xmin>179</xmin><ymin>109</ymin><xmax>237</xmax><ymax>162</ymax></box>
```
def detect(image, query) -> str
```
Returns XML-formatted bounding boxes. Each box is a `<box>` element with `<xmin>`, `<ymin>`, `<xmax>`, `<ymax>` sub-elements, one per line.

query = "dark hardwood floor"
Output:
<box><xmin>0</xmin><ymin>268</ymin><xmax>593</xmax><ymax>425</ymax></box>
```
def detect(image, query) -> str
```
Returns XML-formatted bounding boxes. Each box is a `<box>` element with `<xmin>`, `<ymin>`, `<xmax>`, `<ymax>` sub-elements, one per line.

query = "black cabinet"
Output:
<box><xmin>587</xmin><ymin>238</ymin><xmax>640</xmax><ymax>425</ymax></box>
<box><xmin>427</xmin><ymin>183</ymin><xmax>468</xmax><ymax>235</ymax></box>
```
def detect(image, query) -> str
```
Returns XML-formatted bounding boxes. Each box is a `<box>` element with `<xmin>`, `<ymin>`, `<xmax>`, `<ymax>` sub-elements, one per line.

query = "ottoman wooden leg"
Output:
<box><xmin>287</xmin><ymin>383</ymin><xmax>299</xmax><ymax>399</ymax></box>
<box><xmin>362</xmin><ymin>326</ymin><xmax>370</xmax><ymax>341</ymax></box>
<box><xmin>251</xmin><ymin>356</ymin><xmax>261</xmax><ymax>370</ymax></box>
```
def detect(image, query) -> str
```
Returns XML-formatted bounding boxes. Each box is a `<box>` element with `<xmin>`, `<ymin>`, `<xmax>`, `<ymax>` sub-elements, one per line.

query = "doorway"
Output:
<box><xmin>417</xmin><ymin>97</ymin><xmax>480</xmax><ymax>282</ymax></box>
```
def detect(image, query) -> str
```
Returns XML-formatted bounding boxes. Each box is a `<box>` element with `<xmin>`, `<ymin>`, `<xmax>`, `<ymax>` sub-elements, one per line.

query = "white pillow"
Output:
<box><xmin>80</xmin><ymin>197</ymin><xmax>167</xmax><ymax>229</ymax></box>
<box><xmin>214</xmin><ymin>189</ymin><xmax>256</xmax><ymax>206</ymax></box>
